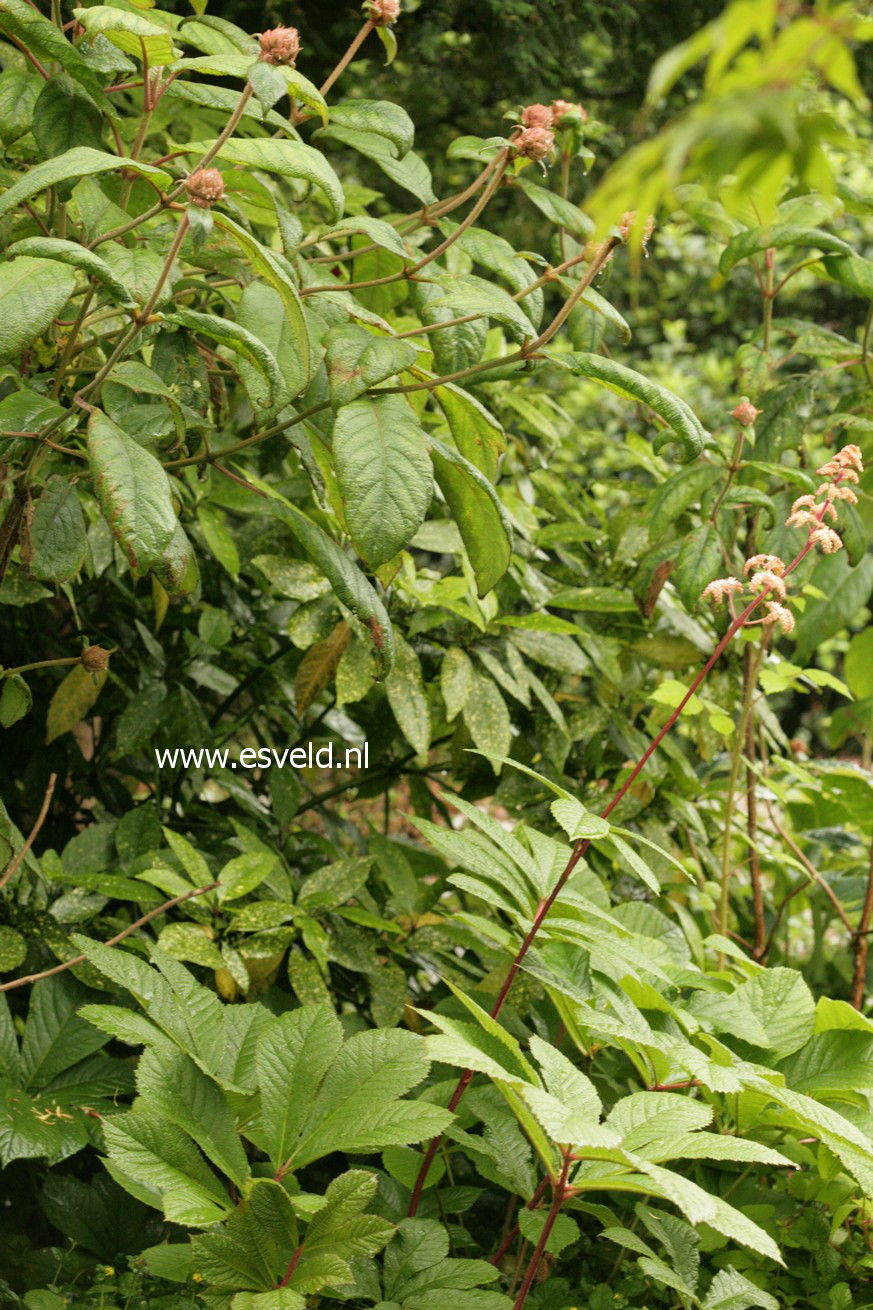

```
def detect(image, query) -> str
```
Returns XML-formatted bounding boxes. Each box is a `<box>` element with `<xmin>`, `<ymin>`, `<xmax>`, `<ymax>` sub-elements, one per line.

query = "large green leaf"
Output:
<box><xmin>333</xmin><ymin>395</ymin><xmax>433</xmax><ymax>567</ymax></box>
<box><xmin>437</xmin><ymin>385</ymin><xmax>505</xmax><ymax>482</ymax></box>
<box><xmin>102</xmin><ymin>1107</ymin><xmax>233</xmax><ymax>1227</ymax></box>
<box><xmin>0</xmin><ymin>148</ymin><xmax>170</xmax><ymax>222</ymax></box>
<box><xmin>32</xmin><ymin>77</ymin><xmax>104</xmax><ymax>160</ymax></box>
<box><xmin>0</xmin><ymin>0</ymin><xmax>113</xmax><ymax>112</ymax></box>
<box><xmin>430</xmin><ymin>437</ymin><xmax>512</xmax><ymax>595</ymax></box>
<box><xmin>325</xmin><ymin>325</ymin><xmax>418</xmax><ymax>408</ymax></box>
<box><xmin>86</xmin><ymin>411</ymin><xmax>177</xmax><ymax>573</ymax></box>
<box><xmin>0</xmin><ymin>257</ymin><xmax>76</xmax><ymax>365</ymax></box>
<box><xmin>7</xmin><ymin>237</ymin><xmax>137</xmax><ymax>308</ymax></box>
<box><xmin>427</xmin><ymin>274</ymin><xmax>537</xmax><ymax>345</ymax></box>
<box><xmin>245</xmin><ymin>475</ymin><xmax>395</xmax><ymax>674</ymax></box>
<box><xmin>328</xmin><ymin>99</ymin><xmax>414</xmax><ymax>157</ymax></box>
<box><xmin>73</xmin><ymin>6</ymin><xmax>177</xmax><ymax>65</ymax></box>
<box><xmin>560</xmin><ymin>353</ymin><xmax>706</xmax><ymax>461</ymax></box>
<box><xmin>165</xmin><ymin>309</ymin><xmax>284</xmax><ymax>409</ymax></box>
<box><xmin>184</xmin><ymin>137</ymin><xmax>344</xmax><ymax>222</ymax></box>
<box><xmin>386</xmin><ymin>635</ymin><xmax>431</xmax><ymax>757</ymax></box>
<box><xmin>211</xmin><ymin>211</ymin><xmax>316</xmax><ymax>394</ymax></box>
<box><xmin>719</xmin><ymin>224</ymin><xmax>854</xmax><ymax>276</ymax></box>
<box><xmin>27</xmin><ymin>476</ymin><xmax>87</xmax><ymax>583</ymax></box>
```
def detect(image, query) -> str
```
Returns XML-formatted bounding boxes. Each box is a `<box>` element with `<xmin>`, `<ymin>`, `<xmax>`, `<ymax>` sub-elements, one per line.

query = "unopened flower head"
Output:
<box><xmin>744</xmin><ymin>554</ymin><xmax>785</xmax><ymax>576</ymax></box>
<box><xmin>732</xmin><ymin>399</ymin><xmax>760</xmax><ymax>428</ymax></box>
<box><xmin>702</xmin><ymin>577</ymin><xmax>743</xmax><ymax>605</ymax></box>
<box><xmin>513</xmin><ymin>125</ymin><xmax>554</xmax><ymax>161</ymax></box>
<box><xmin>762</xmin><ymin>602</ymin><xmax>795</xmax><ymax>635</ymax></box>
<box><xmin>367</xmin><ymin>0</ymin><xmax>401</xmax><ymax>24</ymax></box>
<box><xmin>258</xmin><ymin>26</ymin><xmax>301</xmax><ymax>65</ymax></box>
<box><xmin>81</xmin><ymin>644</ymin><xmax>110</xmax><ymax>673</ymax></box>
<box><xmin>521</xmin><ymin>103</ymin><xmax>554</xmax><ymax>129</ymax></box>
<box><xmin>749</xmin><ymin>569</ymin><xmax>787</xmax><ymax>600</ymax></box>
<box><xmin>185</xmin><ymin>168</ymin><xmax>225</xmax><ymax>209</ymax></box>
<box><xmin>366</xmin><ymin>0</ymin><xmax>401</xmax><ymax>23</ymax></box>
<box><xmin>551</xmin><ymin>98</ymin><xmax>586</xmax><ymax>123</ymax></box>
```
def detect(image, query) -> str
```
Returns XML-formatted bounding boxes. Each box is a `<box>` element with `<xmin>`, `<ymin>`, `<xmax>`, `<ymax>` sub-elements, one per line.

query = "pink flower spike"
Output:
<box><xmin>749</xmin><ymin>570</ymin><xmax>787</xmax><ymax>599</ymax></box>
<box><xmin>762</xmin><ymin>602</ymin><xmax>795</xmax><ymax>635</ymax></box>
<box><xmin>744</xmin><ymin>554</ymin><xmax>785</xmax><ymax>576</ymax></box>
<box><xmin>832</xmin><ymin>485</ymin><xmax>859</xmax><ymax>504</ymax></box>
<box><xmin>809</xmin><ymin>526</ymin><xmax>843</xmax><ymax>554</ymax></box>
<box><xmin>786</xmin><ymin>508</ymin><xmax>817</xmax><ymax>529</ymax></box>
<box><xmin>702</xmin><ymin>577</ymin><xmax>744</xmax><ymax>605</ymax></box>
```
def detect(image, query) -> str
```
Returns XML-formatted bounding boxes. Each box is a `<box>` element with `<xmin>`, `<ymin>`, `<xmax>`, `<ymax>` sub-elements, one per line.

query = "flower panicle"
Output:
<box><xmin>700</xmin><ymin>444</ymin><xmax>865</xmax><ymax>636</ymax></box>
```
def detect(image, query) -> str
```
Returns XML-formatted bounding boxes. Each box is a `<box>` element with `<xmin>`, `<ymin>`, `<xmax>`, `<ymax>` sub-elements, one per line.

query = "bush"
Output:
<box><xmin>2</xmin><ymin>3</ymin><xmax>873</xmax><ymax>1308</ymax></box>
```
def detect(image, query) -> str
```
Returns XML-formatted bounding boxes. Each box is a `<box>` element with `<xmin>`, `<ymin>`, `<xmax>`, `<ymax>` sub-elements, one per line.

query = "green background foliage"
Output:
<box><xmin>2</xmin><ymin>1</ymin><xmax>873</xmax><ymax>1308</ymax></box>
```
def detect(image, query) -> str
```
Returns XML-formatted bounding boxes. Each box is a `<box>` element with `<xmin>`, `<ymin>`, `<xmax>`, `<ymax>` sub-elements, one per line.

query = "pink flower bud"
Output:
<box><xmin>521</xmin><ymin>103</ymin><xmax>554</xmax><ymax>129</ymax></box>
<box><xmin>551</xmin><ymin>99</ymin><xmax>586</xmax><ymax>123</ymax></box>
<box><xmin>514</xmin><ymin>125</ymin><xmax>554</xmax><ymax>161</ymax></box>
<box><xmin>258</xmin><ymin>26</ymin><xmax>301</xmax><ymax>66</ymax></box>
<box><xmin>367</xmin><ymin>0</ymin><xmax>401</xmax><ymax>24</ymax></box>
<box><xmin>732</xmin><ymin>400</ymin><xmax>760</xmax><ymax>428</ymax></box>
<box><xmin>185</xmin><ymin>168</ymin><xmax>225</xmax><ymax>209</ymax></box>
<box><xmin>81</xmin><ymin>645</ymin><xmax>111</xmax><ymax>673</ymax></box>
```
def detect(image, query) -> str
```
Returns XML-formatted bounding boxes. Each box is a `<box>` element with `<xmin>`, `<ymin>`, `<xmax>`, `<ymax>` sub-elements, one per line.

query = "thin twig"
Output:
<box><xmin>0</xmin><ymin>881</ymin><xmax>219</xmax><ymax>993</ymax></box>
<box><xmin>0</xmin><ymin>773</ymin><xmax>57</xmax><ymax>894</ymax></box>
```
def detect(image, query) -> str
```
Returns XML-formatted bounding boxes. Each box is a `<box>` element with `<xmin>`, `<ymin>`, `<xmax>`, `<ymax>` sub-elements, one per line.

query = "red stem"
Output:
<box><xmin>512</xmin><ymin>1154</ymin><xmax>572</xmax><ymax>1310</ymax></box>
<box><xmin>408</xmin><ymin>516</ymin><xmax>827</xmax><ymax>1218</ymax></box>
<box><xmin>491</xmin><ymin>1175</ymin><xmax>549</xmax><ymax>1266</ymax></box>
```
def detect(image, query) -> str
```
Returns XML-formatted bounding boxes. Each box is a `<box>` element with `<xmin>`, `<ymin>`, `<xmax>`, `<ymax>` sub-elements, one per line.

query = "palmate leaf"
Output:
<box><xmin>383</xmin><ymin>1219</ymin><xmax>505</xmax><ymax>1302</ymax></box>
<box><xmin>255</xmin><ymin>1006</ymin><xmax>451</xmax><ymax>1172</ymax></box>
<box><xmin>291</xmin><ymin>1171</ymin><xmax>394</xmax><ymax>1292</ymax></box>
<box><xmin>102</xmin><ymin>1106</ymin><xmax>234</xmax><ymax>1227</ymax></box>
<box><xmin>135</xmin><ymin>1046</ymin><xmax>251</xmax><ymax>1187</ymax></box>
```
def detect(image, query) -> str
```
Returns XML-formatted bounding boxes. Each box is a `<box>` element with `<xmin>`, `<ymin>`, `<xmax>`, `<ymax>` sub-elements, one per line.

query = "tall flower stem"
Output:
<box><xmin>851</xmin><ymin>840</ymin><xmax>873</xmax><ymax>1009</ymax></box>
<box><xmin>319</xmin><ymin>20</ymin><xmax>375</xmax><ymax>98</ymax></box>
<box><xmin>717</xmin><ymin>639</ymin><xmax>763</xmax><ymax>957</ymax></box>
<box><xmin>408</xmin><ymin>499</ymin><xmax>833</xmax><ymax>1218</ymax></box>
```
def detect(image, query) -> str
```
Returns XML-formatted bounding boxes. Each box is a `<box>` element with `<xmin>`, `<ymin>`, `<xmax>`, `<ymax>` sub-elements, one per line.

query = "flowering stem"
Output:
<box><xmin>302</xmin><ymin>151</ymin><xmax>509</xmax><ymax>294</ymax></box>
<box><xmin>408</xmin><ymin>525</ymin><xmax>829</xmax><ymax>1218</ymax></box>
<box><xmin>851</xmin><ymin>839</ymin><xmax>873</xmax><ymax>1009</ymax></box>
<box><xmin>319</xmin><ymin>20</ymin><xmax>375</xmax><ymax>99</ymax></box>
<box><xmin>490</xmin><ymin>1176</ymin><xmax>549</xmax><ymax>1266</ymax></box>
<box><xmin>717</xmin><ymin>639</ymin><xmax>763</xmax><ymax>958</ymax></box>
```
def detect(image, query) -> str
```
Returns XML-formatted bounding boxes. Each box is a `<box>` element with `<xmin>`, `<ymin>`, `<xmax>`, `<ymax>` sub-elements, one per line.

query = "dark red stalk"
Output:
<box><xmin>407</xmin><ymin>510</ymin><xmax>829</xmax><ymax>1218</ymax></box>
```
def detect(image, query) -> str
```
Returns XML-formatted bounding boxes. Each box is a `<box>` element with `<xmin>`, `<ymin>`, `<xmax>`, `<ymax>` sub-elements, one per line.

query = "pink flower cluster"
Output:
<box><xmin>512</xmin><ymin>98</ymin><xmax>586</xmax><ymax>162</ymax></box>
<box><xmin>701</xmin><ymin>444</ymin><xmax>865</xmax><ymax>638</ymax></box>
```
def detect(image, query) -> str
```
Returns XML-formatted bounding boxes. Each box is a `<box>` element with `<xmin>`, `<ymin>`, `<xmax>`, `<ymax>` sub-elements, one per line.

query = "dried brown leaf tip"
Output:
<box><xmin>185</xmin><ymin>168</ymin><xmax>225</xmax><ymax>209</ymax></box>
<box><xmin>258</xmin><ymin>26</ymin><xmax>301</xmax><ymax>66</ymax></box>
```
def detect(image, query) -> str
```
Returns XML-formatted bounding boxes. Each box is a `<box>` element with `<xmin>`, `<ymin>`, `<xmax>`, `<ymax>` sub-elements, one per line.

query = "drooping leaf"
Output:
<box><xmin>333</xmin><ymin>395</ymin><xmax>432</xmax><ymax>567</ymax></box>
<box><xmin>86</xmin><ymin>411</ymin><xmax>177</xmax><ymax>574</ymax></box>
